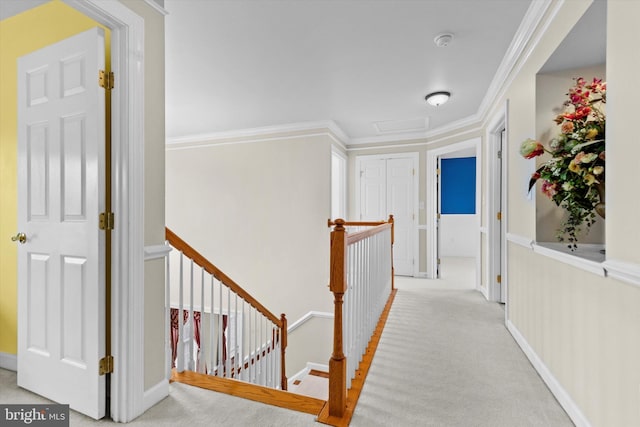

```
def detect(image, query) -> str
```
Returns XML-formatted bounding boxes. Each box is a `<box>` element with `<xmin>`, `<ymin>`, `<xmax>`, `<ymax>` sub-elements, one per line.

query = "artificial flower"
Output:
<box><xmin>520</xmin><ymin>138</ymin><xmax>545</xmax><ymax>159</ymax></box>
<box><xmin>561</xmin><ymin>121</ymin><xmax>575</xmax><ymax>134</ymax></box>
<box><xmin>585</xmin><ymin>128</ymin><xmax>599</xmax><ymax>140</ymax></box>
<box><xmin>521</xmin><ymin>76</ymin><xmax>606</xmax><ymax>249</ymax></box>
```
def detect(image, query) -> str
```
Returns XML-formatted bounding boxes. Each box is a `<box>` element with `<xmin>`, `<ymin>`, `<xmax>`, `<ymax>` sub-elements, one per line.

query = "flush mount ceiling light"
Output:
<box><xmin>425</xmin><ymin>91</ymin><xmax>451</xmax><ymax>107</ymax></box>
<box><xmin>434</xmin><ymin>32</ymin><xmax>454</xmax><ymax>48</ymax></box>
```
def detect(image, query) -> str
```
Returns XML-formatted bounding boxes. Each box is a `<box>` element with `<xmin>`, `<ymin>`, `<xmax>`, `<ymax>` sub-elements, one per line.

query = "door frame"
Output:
<box><xmin>426</xmin><ymin>138</ymin><xmax>481</xmax><ymax>283</ymax></box>
<box><xmin>62</xmin><ymin>0</ymin><xmax>145</xmax><ymax>422</ymax></box>
<box><xmin>486</xmin><ymin>104</ymin><xmax>508</xmax><ymax>303</ymax></box>
<box><xmin>354</xmin><ymin>152</ymin><xmax>419</xmax><ymax>277</ymax></box>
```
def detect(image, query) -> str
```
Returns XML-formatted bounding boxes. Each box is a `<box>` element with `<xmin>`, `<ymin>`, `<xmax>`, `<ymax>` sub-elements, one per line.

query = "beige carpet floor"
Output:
<box><xmin>1</xmin><ymin>258</ymin><xmax>573</xmax><ymax>426</ymax></box>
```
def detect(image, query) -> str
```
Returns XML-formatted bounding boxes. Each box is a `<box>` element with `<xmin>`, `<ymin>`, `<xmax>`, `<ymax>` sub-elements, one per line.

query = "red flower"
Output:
<box><xmin>541</xmin><ymin>181</ymin><xmax>558</xmax><ymax>198</ymax></box>
<box><xmin>520</xmin><ymin>139</ymin><xmax>544</xmax><ymax>159</ymax></box>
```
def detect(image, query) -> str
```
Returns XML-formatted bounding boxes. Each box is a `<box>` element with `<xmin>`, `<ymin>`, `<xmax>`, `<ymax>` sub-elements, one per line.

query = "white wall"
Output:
<box><xmin>166</xmin><ymin>134</ymin><xmax>334</xmax><ymax>376</ymax></box>
<box><xmin>440</xmin><ymin>214</ymin><xmax>477</xmax><ymax>257</ymax></box>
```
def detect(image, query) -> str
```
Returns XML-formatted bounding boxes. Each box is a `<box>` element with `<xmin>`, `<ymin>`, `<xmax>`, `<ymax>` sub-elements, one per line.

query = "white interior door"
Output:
<box><xmin>498</xmin><ymin>129</ymin><xmax>505</xmax><ymax>303</ymax></box>
<box><xmin>436</xmin><ymin>158</ymin><xmax>442</xmax><ymax>278</ymax></box>
<box><xmin>386</xmin><ymin>158</ymin><xmax>415</xmax><ymax>276</ymax></box>
<box><xmin>357</xmin><ymin>155</ymin><xmax>416</xmax><ymax>276</ymax></box>
<box><xmin>17</xmin><ymin>27</ymin><xmax>106</xmax><ymax>419</ymax></box>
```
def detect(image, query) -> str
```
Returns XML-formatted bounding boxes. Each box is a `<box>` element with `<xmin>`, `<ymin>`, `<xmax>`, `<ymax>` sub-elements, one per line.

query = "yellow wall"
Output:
<box><xmin>0</xmin><ymin>1</ymin><xmax>110</xmax><ymax>355</ymax></box>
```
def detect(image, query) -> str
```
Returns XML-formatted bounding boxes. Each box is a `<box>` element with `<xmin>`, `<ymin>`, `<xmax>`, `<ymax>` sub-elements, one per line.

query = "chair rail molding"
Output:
<box><xmin>287</xmin><ymin>311</ymin><xmax>333</xmax><ymax>334</ymax></box>
<box><xmin>603</xmin><ymin>259</ymin><xmax>640</xmax><ymax>288</ymax></box>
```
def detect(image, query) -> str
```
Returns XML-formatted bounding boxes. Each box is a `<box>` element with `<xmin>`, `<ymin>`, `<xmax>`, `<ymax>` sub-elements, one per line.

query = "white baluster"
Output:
<box><xmin>187</xmin><ymin>259</ymin><xmax>195</xmax><ymax>371</ymax></box>
<box><xmin>209</xmin><ymin>275</ymin><xmax>214</xmax><ymax>375</ymax></box>
<box><xmin>198</xmin><ymin>268</ymin><xmax>204</xmax><ymax>373</ymax></box>
<box><xmin>234</xmin><ymin>294</ymin><xmax>238</xmax><ymax>378</ymax></box>
<box><xmin>218</xmin><ymin>279</ymin><xmax>223</xmax><ymax>377</ymax></box>
<box><xmin>165</xmin><ymin>245</ymin><xmax>171</xmax><ymax>380</ymax></box>
<box><xmin>177</xmin><ymin>252</ymin><xmax>184</xmax><ymax>372</ymax></box>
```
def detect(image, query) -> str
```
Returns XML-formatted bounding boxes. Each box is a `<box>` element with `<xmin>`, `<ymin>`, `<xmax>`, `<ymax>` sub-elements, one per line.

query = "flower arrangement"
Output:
<box><xmin>520</xmin><ymin>77</ymin><xmax>606</xmax><ymax>249</ymax></box>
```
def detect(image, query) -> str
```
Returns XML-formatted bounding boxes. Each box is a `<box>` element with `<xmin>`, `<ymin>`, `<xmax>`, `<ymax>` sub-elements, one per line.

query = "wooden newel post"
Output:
<box><xmin>328</xmin><ymin>218</ymin><xmax>347</xmax><ymax>417</ymax></box>
<box><xmin>388</xmin><ymin>214</ymin><xmax>395</xmax><ymax>290</ymax></box>
<box><xmin>280</xmin><ymin>313</ymin><xmax>288</xmax><ymax>391</ymax></box>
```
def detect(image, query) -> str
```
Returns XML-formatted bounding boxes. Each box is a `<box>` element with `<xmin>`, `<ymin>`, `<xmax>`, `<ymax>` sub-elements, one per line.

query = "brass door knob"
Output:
<box><xmin>11</xmin><ymin>233</ymin><xmax>27</xmax><ymax>244</ymax></box>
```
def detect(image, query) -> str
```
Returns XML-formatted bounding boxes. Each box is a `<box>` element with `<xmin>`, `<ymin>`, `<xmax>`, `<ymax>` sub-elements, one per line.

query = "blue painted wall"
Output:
<box><xmin>441</xmin><ymin>157</ymin><xmax>476</xmax><ymax>214</ymax></box>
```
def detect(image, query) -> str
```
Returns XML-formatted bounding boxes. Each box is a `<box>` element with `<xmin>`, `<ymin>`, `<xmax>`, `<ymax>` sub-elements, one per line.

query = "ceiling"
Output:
<box><xmin>3</xmin><ymin>1</ymin><xmax>604</xmax><ymax>146</ymax></box>
<box><xmin>164</xmin><ymin>0</ymin><xmax>534</xmax><ymax>144</ymax></box>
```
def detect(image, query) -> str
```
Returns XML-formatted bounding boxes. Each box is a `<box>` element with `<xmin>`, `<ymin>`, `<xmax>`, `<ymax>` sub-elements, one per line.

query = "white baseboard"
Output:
<box><xmin>478</xmin><ymin>284</ymin><xmax>489</xmax><ymax>300</ymax></box>
<box><xmin>143</xmin><ymin>379</ymin><xmax>169</xmax><ymax>412</ymax></box>
<box><xmin>506</xmin><ymin>320</ymin><xmax>591</xmax><ymax>427</ymax></box>
<box><xmin>0</xmin><ymin>352</ymin><xmax>17</xmax><ymax>371</ymax></box>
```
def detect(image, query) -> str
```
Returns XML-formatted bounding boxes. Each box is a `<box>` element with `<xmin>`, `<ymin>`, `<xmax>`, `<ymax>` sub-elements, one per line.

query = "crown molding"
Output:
<box><xmin>476</xmin><ymin>0</ymin><xmax>555</xmax><ymax>123</ymax></box>
<box><xmin>166</xmin><ymin>120</ymin><xmax>349</xmax><ymax>148</ymax></box>
<box><xmin>165</xmin><ymin>0</ymin><xmax>557</xmax><ymax>149</ymax></box>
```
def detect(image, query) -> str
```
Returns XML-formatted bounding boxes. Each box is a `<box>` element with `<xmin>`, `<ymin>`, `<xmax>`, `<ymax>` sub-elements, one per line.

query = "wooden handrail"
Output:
<box><xmin>346</xmin><ymin>222</ymin><xmax>392</xmax><ymax>245</ymax></box>
<box><xmin>166</xmin><ymin>227</ymin><xmax>288</xmax><ymax>391</ymax></box>
<box><xmin>327</xmin><ymin>219</ymin><xmax>387</xmax><ymax>227</ymax></box>
<box><xmin>328</xmin><ymin>215</ymin><xmax>395</xmax><ymax>246</ymax></box>
<box><xmin>166</xmin><ymin>227</ymin><xmax>281</xmax><ymax>326</ymax></box>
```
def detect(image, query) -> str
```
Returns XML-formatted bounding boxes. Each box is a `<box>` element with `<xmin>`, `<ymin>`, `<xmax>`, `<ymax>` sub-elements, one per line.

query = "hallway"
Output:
<box><xmin>350</xmin><ymin>276</ymin><xmax>573</xmax><ymax>426</ymax></box>
<box><xmin>0</xmin><ymin>259</ymin><xmax>572</xmax><ymax>426</ymax></box>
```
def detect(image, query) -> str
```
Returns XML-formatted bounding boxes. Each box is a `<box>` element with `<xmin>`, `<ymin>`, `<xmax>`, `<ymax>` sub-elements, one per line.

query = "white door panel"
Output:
<box><xmin>387</xmin><ymin>158</ymin><xmax>414</xmax><ymax>275</ymax></box>
<box><xmin>360</xmin><ymin>159</ymin><xmax>387</xmax><ymax>221</ymax></box>
<box><xmin>17</xmin><ymin>27</ymin><xmax>106</xmax><ymax>419</ymax></box>
<box><xmin>358</xmin><ymin>156</ymin><xmax>416</xmax><ymax>276</ymax></box>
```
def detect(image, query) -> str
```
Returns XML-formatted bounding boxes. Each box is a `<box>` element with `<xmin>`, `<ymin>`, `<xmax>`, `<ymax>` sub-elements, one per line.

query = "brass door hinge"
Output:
<box><xmin>99</xmin><ymin>355</ymin><xmax>114</xmax><ymax>375</ymax></box>
<box><xmin>497</xmin><ymin>211</ymin><xmax>502</xmax><ymax>221</ymax></box>
<box><xmin>497</xmin><ymin>274</ymin><xmax>502</xmax><ymax>284</ymax></box>
<box><xmin>437</xmin><ymin>258</ymin><xmax>441</xmax><ymax>265</ymax></box>
<box><xmin>99</xmin><ymin>70</ymin><xmax>114</xmax><ymax>90</ymax></box>
<box><xmin>99</xmin><ymin>212</ymin><xmax>115</xmax><ymax>230</ymax></box>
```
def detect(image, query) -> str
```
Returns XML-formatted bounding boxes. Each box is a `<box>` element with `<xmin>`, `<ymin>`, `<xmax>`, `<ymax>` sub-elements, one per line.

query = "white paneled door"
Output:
<box><xmin>16</xmin><ymin>28</ymin><xmax>106</xmax><ymax>419</ymax></box>
<box><xmin>358</xmin><ymin>155</ymin><xmax>416</xmax><ymax>276</ymax></box>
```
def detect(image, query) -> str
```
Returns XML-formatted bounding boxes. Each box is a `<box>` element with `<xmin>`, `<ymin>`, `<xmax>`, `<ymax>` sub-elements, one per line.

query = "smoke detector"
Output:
<box><xmin>434</xmin><ymin>33</ymin><xmax>454</xmax><ymax>48</ymax></box>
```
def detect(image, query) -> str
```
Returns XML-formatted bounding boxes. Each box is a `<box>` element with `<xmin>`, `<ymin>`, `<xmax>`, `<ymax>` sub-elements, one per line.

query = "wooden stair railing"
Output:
<box><xmin>165</xmin><ymin>227</ymin><xmax>287</xmax><ymax>391</ymax></box>
<box><xmin>317</xmin><ymin>216</ymin><xmax>396</xmax><ymax>426</ymax></box>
